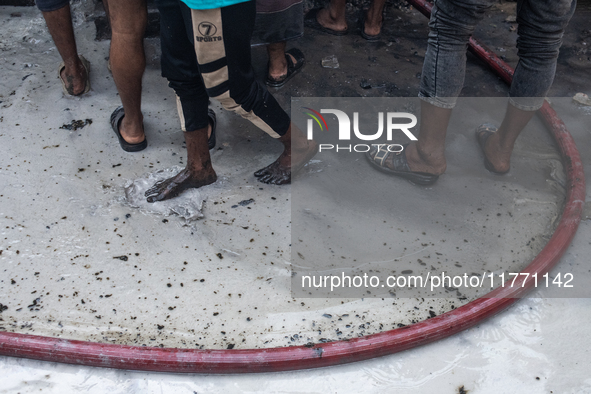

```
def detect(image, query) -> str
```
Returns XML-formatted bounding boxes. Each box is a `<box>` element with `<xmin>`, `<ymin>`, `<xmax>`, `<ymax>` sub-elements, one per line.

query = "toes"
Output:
<box><xmin>257</xmin><ymin>173</ymin><xmax>272</xmax><ymax>184</ymax></box>
<box><xmin>254</xmin><ymin>168</ymin><xmax>269</xmax><ymax>177</ymax></box>
<box><xmin>259</xmin><ymin>172</ymin><xmax>277</xmax><ymax>184</ymax></box>
<box><xmin>145</xmin><ymin>190</ymin><xmax>161</xmax><ymax>201</ymax></box>
<box><xmin>255</xmin><ymin>161</ymin><xmax>281</xmax><ymax>178</ymax></box>
<box><xmin>154</xmin><ymin>179</ymin><xmax>167</xmax><ymax>188</ymax></box>
<box><xmin>145</xmin><ymin>186</ymin><xmax>161</xmax><ymax>197</ymax></box>
<box><xmin>146</xmin><ymin>188</ymin><xmax>168</xmax><ymax>203</ymax></box>
<box><xmin>257</xmin><ymin>170</ymin><xmax>291</xmax><ymax>185</ymax></box>
<box><xmin>272</xmin><ymin>171</ymin><xmax>291</xmax><ymax>185</ymax></box>
<box><xmin>146</xmin><ymin>187</ymin><xmax>173</xmax><ymax>203</ymax></box>
<box><xmin>145</xmin><ymin>179</ymin><xmax>172</xmax><ymax>197</ymax></box>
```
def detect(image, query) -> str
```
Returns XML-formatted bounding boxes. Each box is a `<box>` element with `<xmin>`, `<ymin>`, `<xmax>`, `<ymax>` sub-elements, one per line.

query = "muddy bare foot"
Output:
<box><xmin>363</xmin><ymin>14</ymin><xmax>383</xmax><ymax>37</ymax></box>
<box><xmin>145</xmin><ymin>167</ymin><xmax>217</xmax><ymax>203</ymax></box>
<box><xmin>476</xmin><ymin>125</ymin><xmax>511</xmax><ymax>175</ymax></box>
<box><xmin>316</xmin><ymin>8</ymin><xmax>348</xmax><ymax>33</ymax></box>
<box><xmin>254</xmin><ymin>140</ymin><xmax>318</xmax><ymax>185</ymax></box>
<box><xmin>60</xmin><ymin>59</ymin><xmax>88</xmax><ymax>96</ymax></box>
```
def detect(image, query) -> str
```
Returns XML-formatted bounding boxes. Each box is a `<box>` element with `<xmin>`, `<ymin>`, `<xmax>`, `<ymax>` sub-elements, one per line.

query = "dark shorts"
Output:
<box><xmin>36</xmin><ymin>0</ymin><xmax>69</xmax><ymax>12</ymax></box>
<box><xmin>252</xmin><ymin>0</ymin><xmax>304</xmax><ymax>46</ymax></box>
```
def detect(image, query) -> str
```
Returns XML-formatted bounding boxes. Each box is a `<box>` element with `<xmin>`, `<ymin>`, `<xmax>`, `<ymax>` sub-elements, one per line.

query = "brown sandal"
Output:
<box><xmin>58</xmin><ymin>55</ymin><xmax>91</xmax><ymax>96</ymax></box>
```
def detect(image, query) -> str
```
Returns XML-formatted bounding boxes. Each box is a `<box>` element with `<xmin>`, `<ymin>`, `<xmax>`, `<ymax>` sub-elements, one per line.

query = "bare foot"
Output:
<box><xmin>268</xmin><ymin>53</ymin><xmax>296</xmax><ymax>82</ymax></box>
<box><xmin>254</xmin><ymin>139</ymin><xmax>318</xmax><ymax>185</ymax></box>
<box><xmin>145</xmin><ymin>167</ymin><xmax>217</xmax><ymax>203</ymax></box>
<box><xmin>119</xmin><ymin>113</ymin><xmax>146</xmax><ymax>145</ymax></box>
<box><xmin>316</xmin><ymin>8</ymin><xmax>348</xmax><ymax>33</ymax></box>
<box><xmin>60</xmin><ymin>59</ymin><xmax>87</xmax><ymax>96</ymax></box>
<box><xmin>477</xmin><ymin>127</ymin><xmax>511</xmax><ymax>174</ymax></box>
<box><xmin>363</xmin><ymin>13</ymin><xmax>383</xmax><ymax>37</ymax></box>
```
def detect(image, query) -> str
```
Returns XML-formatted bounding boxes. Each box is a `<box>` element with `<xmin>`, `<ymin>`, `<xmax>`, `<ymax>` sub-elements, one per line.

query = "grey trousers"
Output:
<box><xmin>418</xmin><ymin>0</ymin><xmax>576</xmax><ymax>111</ymax></box>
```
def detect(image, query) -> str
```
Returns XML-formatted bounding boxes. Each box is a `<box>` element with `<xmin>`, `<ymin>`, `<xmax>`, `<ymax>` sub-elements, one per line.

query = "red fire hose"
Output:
<box><xmin>0</xmin><ymin>0</ymin><xmax>585</xmax><ymax>373</ymax></box>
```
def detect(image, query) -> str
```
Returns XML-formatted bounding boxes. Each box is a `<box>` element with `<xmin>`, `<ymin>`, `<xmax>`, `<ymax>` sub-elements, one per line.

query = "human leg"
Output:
<box><xmin>145</xmin><ymin>124</ymin><xmax>217</xmax><ymax>202</ymax></box>
<box><xmin>309</xmin><ymin>0</ymin><xmax>347</xmax><ymax>34</ymax></box>
<box><xmin>367</xmin><ymin>100</ymin><xmax>450</xmax><ymax>180</ymax></box>
<box><xmin>267</xmin><ymin>41</ymin><xmax>289</xmax><ymax>81</ymax></box>
<box><xmin>185</xmin><ymin>1</ymin><xmax>315</xmax><ymax>184</ymax></box>
<box><xmin>478</xmin><ymin>0</ymin><xmax>575</xmax><ymax>173</ymax></box>
<box><xmin>105</xmin><ymin>0</ymin><xmax>147</xmax><ymax>145</ymax></box>
<box><xmin>143</xmin><ymin>0</ymin><xmax>216</xmax><ymax>202</ymax></box>
<box><xmin>419</xmin><ymin>0</ymin><xmax>493</xmax><ymax>107</ymax></box>
<box><xmin>476</xmin><ymin>104</ymin><xmax>534</xmax><ymax>174</ymax></box>
<box><xmin>509</xmin><ymin>0</ymin><xmax>576</xmax><ymax>111</ymax></box>
<box><xmin>362</xmin><ymin>0</ymin><xmax>386</xmax><ymax>38</ymax></box>
<box><xmin>408</xmin><ymin>0</ymin><xmax>492</xmax><ymax>174</ymax></box>
<box><xmin>39</xmin><ymin>1</ymin><xmax>88</xmax><ymax>96</ymax></box>
<box><xmin>266</xmin><ymin>43</ymin><xmax>305</xmax><ymax>87</ymax></box>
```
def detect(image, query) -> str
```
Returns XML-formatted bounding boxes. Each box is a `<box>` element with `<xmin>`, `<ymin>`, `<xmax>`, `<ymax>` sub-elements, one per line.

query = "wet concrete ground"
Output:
<box><xmin>1</xmin><ymin>0</ymin><xmax>591</xmax><ymax>392</ymax></box>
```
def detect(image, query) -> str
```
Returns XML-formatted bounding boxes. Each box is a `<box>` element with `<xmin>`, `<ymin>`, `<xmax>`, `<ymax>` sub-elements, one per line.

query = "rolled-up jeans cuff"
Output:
<box><xmin>509</xmin><ymin>97</ymin><xmax>544</xmax><ymax>112</ymax></box>
<box><xmin>36</xmin><ymin>0</ymin><xmax>69</xmax><ymax>12</ymax></box>
<box><xmin>418</xmin><ymin>93</ymin><xmax>457</xmax><ymax>109</ymax></box>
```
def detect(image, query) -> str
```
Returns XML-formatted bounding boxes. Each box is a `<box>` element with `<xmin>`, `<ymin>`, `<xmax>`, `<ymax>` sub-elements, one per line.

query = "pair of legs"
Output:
<box><xmin>405</xmin><ymin>101</ymin><xmax>535</xmax><ymax>175</ymax></box>
<box><xmin>40</xmin><ymin>0</ymin><xmax>147</xmax><ymax>146</ymax></box>
<box><xmin>384</xmin><ymin>0</ymin><xmax>576</xmax><ymax>177</ymax></box>
<box><xmin>38</xmin><ymin>1</ymin><xmax>87</xmax><ymax>95</ymax></box>
<box><xmin>313</xmin><ymin>0</ymin><xmax>387</xmax><ymax>36</ymax></box>
<box><xmin>103</xmin><ymin>0</ymin><xmax>147</xmax><ymax>145</ymax></box>
<box><xmin>146</xmin><ymin>0</ymin><xmax>315</xmax><ymax>202</ymax></box>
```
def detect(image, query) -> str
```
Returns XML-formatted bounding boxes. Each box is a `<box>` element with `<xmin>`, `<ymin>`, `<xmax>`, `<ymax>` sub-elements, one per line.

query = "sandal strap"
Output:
<box><xmin>285</xmin><ymin>48</ymin><xmax>305</xmax><ymax>68</ymax></box>
<box><xmin>373</xmin><ymin>145</ymin><xmax>393</xmax><ymax>167</ymax></box>
<box><xmin>372</xmin><ymin>145</ymin><xmax>411</xmax><ymax>171</ymax></box>
<box><xmin>285</xmin><ymin>53</ymin><xmax>295</xmax><ymax>70</ymax></box>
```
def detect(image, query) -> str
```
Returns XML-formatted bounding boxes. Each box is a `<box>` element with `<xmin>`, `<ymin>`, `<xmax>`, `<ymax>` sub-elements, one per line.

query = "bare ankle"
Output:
<box><xmin>120</xmin><ymin>115</ymin><xmax>145</xmax><ymax>142</ymax></box>
<box><xmin>406</xmin><ymin>144</ymin><xmax>446</xmax><ymax>175</ymax></box>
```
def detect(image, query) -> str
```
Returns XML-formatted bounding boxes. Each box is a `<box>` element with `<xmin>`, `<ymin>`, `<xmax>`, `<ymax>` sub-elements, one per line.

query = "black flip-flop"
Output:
<box><xmin>475</xmin><ymin>123</ymin><xmax>509</xmax><ymax>175</ymax></box>
<box><xmin>207</xmin><ymin>108</ymin><xmax>216</xmax><ymax>150</ymax></box>
<box><xmin>110</xmin><ymin>106</ymin><xmax>147</xmax><ymax>152</ymax></box>
<box><xmin>266</xmin><ymin>48</ymin><xmax>305</xmax><ymax>88</ymax></box>
<box><xmin>366</xmin><ymin>144</ymin><xmax>439</xmax><ymax>185</ymax></box>
<box><xmin>304</xmin><ymin>8</ymin><xmax>348</xmax><ymax>36</ymax></box>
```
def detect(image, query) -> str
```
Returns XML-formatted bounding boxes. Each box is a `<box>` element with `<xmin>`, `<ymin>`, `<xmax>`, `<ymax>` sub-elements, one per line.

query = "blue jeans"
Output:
<box><xmin>418</xmin><ymin>0</ymin><xmax>576</xmax><ymax>111</ymax></box>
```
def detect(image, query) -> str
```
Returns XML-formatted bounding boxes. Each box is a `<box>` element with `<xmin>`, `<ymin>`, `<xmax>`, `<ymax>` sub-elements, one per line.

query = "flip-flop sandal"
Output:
<box><xmin>358</xmin><ymin>10</ymin><xmax>382</xmax><ymax>42</ymax></box>
<box><xmin>58</xmin><ymin>55</ymin><xmax>91</xmax><ymax>96</ymax></box>
<box><xmin>475</xmin><ymin>123</ymin><xmax>509</xmax><ymax>175</ymax></box>
<box><xmin>110</xmin><ymin>106</ymin><xmax>147</xmax><ymax>152</ymax></box>
<box><xmin>366</xmin><ymin>144</ymin><xmax>439</xmax><ymax>185</ymax></box>
<box><xmin>265</xmin><ymin>48</ymin><xmax>305</xmax><ymax>88</ymax></box>
<box><xmin>304</xmin><ymin>8</ymin><xmax>348</xmax><ymax>36</ymax></box>
<box><xmin>207</xmin><ymin>108</ymin><xmax>216</xmax><ymax>150</ymax></box>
